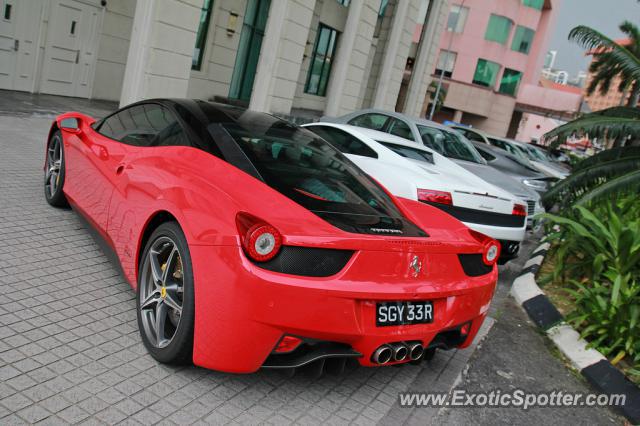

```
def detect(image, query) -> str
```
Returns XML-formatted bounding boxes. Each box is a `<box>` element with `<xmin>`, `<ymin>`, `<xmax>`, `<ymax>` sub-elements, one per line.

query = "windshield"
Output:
<box><xmin>418</xmin><ymin>126</ymin><xmax>484</xmax><ymax>163</ymax></box>
<box><xmin>509</xmin><ymin>143</ymin><xmax>536</xmax><ymax>162</ymax></box>
<box><xmin>221</xmin><ymin>123</ymin><xmax>403</xmax><ymax>220</ymax></box>
<box><xmin>526</xmin><ymin>145</ymin><xmax>550</xmax><ymax>162</ymax></box>
<box><xmin>378</xmin><ymin>141</ymin><xmax>434</xmax><ymax>164</ymax></box>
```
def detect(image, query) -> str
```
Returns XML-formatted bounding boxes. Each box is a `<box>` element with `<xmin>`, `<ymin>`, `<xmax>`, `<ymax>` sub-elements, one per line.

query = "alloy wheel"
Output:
<box><xmin>45</xmin><ymin>135</ymin><xmax>62</xmax><ymax>196</ymax></box>
<box><xmin>139</xmin><ymin>237</ymin><xmax>185</xmax><ymax>348</ymax></box>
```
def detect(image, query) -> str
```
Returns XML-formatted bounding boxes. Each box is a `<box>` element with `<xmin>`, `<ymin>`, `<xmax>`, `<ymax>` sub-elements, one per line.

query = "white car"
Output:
<box><xmin>303</xmin><ymin>122</ymin><xmax>528</xmax><ymax>263</ymax></box>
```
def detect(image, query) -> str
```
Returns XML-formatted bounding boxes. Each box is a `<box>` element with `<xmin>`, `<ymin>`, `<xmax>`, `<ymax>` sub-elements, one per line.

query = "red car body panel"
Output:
<box><xmin>48</xmin><ymin>106</ymin><xmax>497</xmax><ymax>373</ymax></box>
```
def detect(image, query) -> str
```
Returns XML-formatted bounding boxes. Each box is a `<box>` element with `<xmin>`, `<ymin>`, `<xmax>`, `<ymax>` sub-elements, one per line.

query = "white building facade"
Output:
<box><xmin>0</xmin><ymin>0</ymin><xmax>449</xmax><ymax>118</ymax></box>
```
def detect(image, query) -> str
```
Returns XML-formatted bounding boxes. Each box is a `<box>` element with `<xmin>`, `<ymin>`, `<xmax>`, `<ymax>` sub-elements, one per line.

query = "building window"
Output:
<box><xmin>229</xmin><ymin>0</ymin><xmax>271</xmax><ymax>101</ymax></box>
<box><xmin>512</xmin><ymin>26</ymin><xmax>535</xmax><ymax>54</ymax></box>
<box><xmin>472</xmin><ymin>59</ymin><xmax>501</xmax><ymax>88</ymax></box>
<box><xmin>3</xmin><ymin>3</ymin><xmax>11</xmax><ymax>20</ymax></box>
<box><xmin>484</xmin><ymin>14</ymin><xmax>513</xmax><ymax>45</ymax></box>
<box><xmin>305</xmin><ymin>24</ymin><xmax>339</xmax><ymax>97</ymax></box>
<box><xmin>435</xmin><ymin>50</ymin><xmax>457</xmax><ymax>78</ymax></box>
<box><xmin>378</xmin><ymin>0</ymin><xmax>389</xmax><ymax>16</ymax></box>
<box><xmin>522</xmin><ymin>0</ymin><xmax>544</xmax><ymax>10</ymax></box>
<box><xmin>499</xmin><ymin>68</ymin><xmax>523</xmax><ymax>96</ymax></box>
<box><xmin>336</xmin><ymin>0</ymin><xmax>350</xmax><ymax>6</ymax></box>
<box><xmin>446</xmin><ymin>5</ymin><xmax>468</xmax><ymax>33</ymax></box>
<box><xmin>192</xmin><ymin>0</ymin><xmax>214</xmax><ymax>70</ymax></box>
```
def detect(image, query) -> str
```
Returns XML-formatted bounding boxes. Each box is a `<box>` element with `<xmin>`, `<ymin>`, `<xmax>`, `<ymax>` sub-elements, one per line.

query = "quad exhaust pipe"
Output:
<box><xmin>408</xmin><ymin>342</ymin><xmax>424</xmax><ymax>360</ymax></box>
<box><xmin>390</xmin><ymin>343</ymin><xmax>408</xmax><ymax>361</ymax></box>
<box><xmin>371</xmin><ymin>345</ymin><xmax>393</xmax><ymax>364</ymax></box>
<box><xmin>372</xmin><ymin>341</ymin><xmax>424</xmax><ymax>364</ymax></box>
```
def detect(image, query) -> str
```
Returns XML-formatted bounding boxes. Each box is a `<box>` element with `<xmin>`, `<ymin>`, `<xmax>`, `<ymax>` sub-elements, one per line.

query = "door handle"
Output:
<box><xmin>116</xmin><ymin>164</ymin><xmax>125</xmax><ymax>175</ymax></box>
<box><xmin>75</xmin><ymin>50</ymin><xmax>79</xmax><ymax>64</ymax></box>
<box><xmin>13</xmin><ymin>39</ymin><xmax>19</xmax><ymax>52</ymax></box>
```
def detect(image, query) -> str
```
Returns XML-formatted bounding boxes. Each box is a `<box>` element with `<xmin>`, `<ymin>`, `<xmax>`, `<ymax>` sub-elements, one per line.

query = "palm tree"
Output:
<box><xmin>541</xmin><ymin>145</ymin><xmax>640</xmax><ymax>210</ymax></box>
<box><xmin>572</xmin><ymin>21</ymin><xmax>640</xmax><ymax>107</ymax></box>
<box><xmin>545</xmin><ymin>106</ymin><xmax>640</xmax><ymax>146</ymax></box>
<box><xmin>544</xmin><ymin>22</ymin><xmax>640</xmax><ymax>147</ymax></box>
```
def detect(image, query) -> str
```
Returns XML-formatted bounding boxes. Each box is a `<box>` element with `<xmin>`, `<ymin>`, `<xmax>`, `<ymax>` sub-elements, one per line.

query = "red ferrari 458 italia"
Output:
<box><xmin>43</xmin><ymin>100</ymin><xmax>499</xmax><ymax>374</ymax></box>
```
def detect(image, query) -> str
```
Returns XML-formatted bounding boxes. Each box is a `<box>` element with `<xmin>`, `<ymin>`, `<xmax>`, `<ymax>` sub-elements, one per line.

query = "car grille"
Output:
<box><xmin>422</xmin><ymin>202</ymin><xmax>526</xmax><ymax>228</ymax></box>
<box><xmin>526</xmin><ymin>200</ymin><xmax>535</xmax><ymax>216</ymax></box>
<box><xmin>253</xmin><ymin>246</ymin><xmax>354</xmax><ymax>277</ymax></box>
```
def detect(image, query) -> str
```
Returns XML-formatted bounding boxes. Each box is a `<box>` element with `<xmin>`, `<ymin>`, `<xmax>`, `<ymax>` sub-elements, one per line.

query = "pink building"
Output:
<box><xmin>426</xmin><ymin>0</ymin><xmax>580</xmax><ymax>137</ymax></box>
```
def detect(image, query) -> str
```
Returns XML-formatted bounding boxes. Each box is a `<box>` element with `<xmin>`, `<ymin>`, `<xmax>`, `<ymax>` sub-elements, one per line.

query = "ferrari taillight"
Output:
<box><xmin>512</xmin><ymin>203</ymin><xmax>527</xmax><ymax>216</ymax></box>
<box><xmin>469</xmin><ymin>229</ymin><xmax>500</xmax><ymax>266</ymax></box>
<box><xmin>482</xmin><ymin>241</ymin><xmax>500</xmax><ymax>266</ymax></box>
<box><xmin>417</xmin><ymin>189</ymin><xmax>453</xmax><ymax>205</ymax></box>
<box><xmin>236</xmin><ymin>212</ymin><xmax>282</xmax><ymax>262</ymax></box>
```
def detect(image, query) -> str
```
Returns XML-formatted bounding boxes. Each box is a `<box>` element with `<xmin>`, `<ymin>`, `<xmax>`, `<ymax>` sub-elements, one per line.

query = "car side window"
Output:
<box><xmin>476</xmin><ymin>147</ymin><xmax>496</xmax><ymax>161</ymax></box>
<box><xmin>307</xmin><ymin>126</ymin><xmax>378</xmax><ymax>158</ymax></box>
<box><xmin>347</xmin><ymin>113</ymin><xmax>389</xmax><ymax>131</ymax></box>
<box><xmin>488</xmin><ymin>137</ymin><xmax>507</xmax><ymax>150</ymax></box>
<box><xmin>463</xmin><ymin>130</ymin><xmax>484</xmax><ymax>143</ymax></box>
<box><xmin>386</xmin><ymin>118</ymin><xmax>415</xmax><ymax>141</ymax></box>
<box><xmin>98</xmin><ymin>104</ymin><xmax>189</xmax><ymax>147</ymax></box>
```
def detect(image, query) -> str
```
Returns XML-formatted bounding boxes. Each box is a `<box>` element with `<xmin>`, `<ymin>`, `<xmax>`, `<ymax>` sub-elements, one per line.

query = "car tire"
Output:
<box><xmin>137</xmin><ymin>221</ymin><xmax>195</xmax><ymax>365</ymax></box>
<box><xmin>44</xmin><ymin>130</ymin><xmax>68</xmax><ymax>207</ymax></box>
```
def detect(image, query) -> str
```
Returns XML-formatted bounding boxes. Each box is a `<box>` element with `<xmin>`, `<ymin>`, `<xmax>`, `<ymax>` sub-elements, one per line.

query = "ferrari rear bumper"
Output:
<box><xmin>190</xmin><ymin>245</ymin><xmax>497</xmax><ymax>373</ymax></box>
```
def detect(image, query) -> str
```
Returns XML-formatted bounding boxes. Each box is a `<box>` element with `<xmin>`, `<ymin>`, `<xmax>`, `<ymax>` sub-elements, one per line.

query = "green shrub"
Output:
<box><xmin>541</xmin><ymin>198</ymin><xmax>640</xmax><ymax>284</ymax></box>
<box><xmin>541</xmin><ymin>195</ymin><xmax>640</xmax><ymax>368</ymax></box>
<box><xmin>565</xmin><ymin>273</ymin><xmax>640</xmax><ymax>365</ymax></box>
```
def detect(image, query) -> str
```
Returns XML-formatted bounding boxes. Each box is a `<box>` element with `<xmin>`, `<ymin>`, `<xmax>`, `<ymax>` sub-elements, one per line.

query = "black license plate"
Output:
<box><xmin>376</xmin><ymin>301</ymin><xmax>434</xmax><ymax>326</ymax></box>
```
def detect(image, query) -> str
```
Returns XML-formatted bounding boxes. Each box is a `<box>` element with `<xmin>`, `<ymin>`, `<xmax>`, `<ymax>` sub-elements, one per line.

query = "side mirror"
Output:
<box><xmin>60</xmin><ymin>117</ymin><xmax>80</xmax><ymax>133</ymax></box>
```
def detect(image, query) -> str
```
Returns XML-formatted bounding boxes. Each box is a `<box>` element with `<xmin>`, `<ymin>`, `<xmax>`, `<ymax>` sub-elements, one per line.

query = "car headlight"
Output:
<box><xmin>522</xmin><ymin>179</ymin><xmax>547</xmax><ymax>191</ymax></box>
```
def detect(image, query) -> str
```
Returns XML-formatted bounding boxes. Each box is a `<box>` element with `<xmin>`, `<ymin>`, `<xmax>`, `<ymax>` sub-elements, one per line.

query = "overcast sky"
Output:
<box><xmin>548</xmin><ymin>0</ymin><xmax>639</xmax><ymax>75</ymax></box>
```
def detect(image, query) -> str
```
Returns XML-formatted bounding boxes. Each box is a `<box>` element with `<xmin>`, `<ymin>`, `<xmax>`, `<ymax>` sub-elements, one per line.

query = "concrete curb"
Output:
<box><xmin>510</xmin><ymin>242</ymin><xmax>640</xmax><ymax>424</ymax></box>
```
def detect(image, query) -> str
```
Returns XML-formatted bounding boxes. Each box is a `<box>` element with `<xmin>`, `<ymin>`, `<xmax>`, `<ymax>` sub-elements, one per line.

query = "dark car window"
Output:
<box><xmin>418</xmin><ymin>125</ymin><xmax>484</xmax><ymax>163</ymax></box>
<box><xmin>98</xmin><ymin>104</ymin><xmax>189</xmax><ymax>147</ymax></box>
<box><xmin>386</xmin><ymin>118</ymin><xmax>415</xmax><ymax>141</ymax></box>
<box><xmin>488</xmin><ymin>137</ymin><xmax>523</xmax><ymax>159</ymax></box>
<box><xmin>379</xmin><ymin>142</ymin><xmax>434</xmax><ymax>164</ymax></box>
<box><xmin>221</xmin><ymin>122</ymin><xmax>401</xmax><ymax>219</ymax></box>
<box><xmin>475</xmin><ymin>146</ymin><xmax>496</xmax><ymax>162</ymax></box>
<box><xmin>347</xmin><ymin>113</ymin><xmax>389</xmax><ymax>131</ymax></box>
<box><xmin>462</xmin><ymin>129</ymin><xmax>485</xmax><ymax>143</ymax></box>
<box><xmin>487</xmin><ymin>137</ymin><xmax>506</xmax><ymax>150</ymax></box>
<box><xmin>307</xmin><ymin>126</ymin><xmax>378</xmax><ymax>158</ymax></box>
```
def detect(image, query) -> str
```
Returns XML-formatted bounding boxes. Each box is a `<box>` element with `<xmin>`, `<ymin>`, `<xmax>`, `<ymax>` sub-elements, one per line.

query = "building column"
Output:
<box><xmin>120</xmin><ymin>0</ymin><xmax>202</xmax><ymax>107</ymax></box>
<box><xmin>402</xmin><ymin>0</ymin><xmax>449</xmax><ymax>117</ymax></box>
<box><xmin>453</xmin><ymin>109</ymin><xmax>463</xmax><ymax>122</ymax></box>
<box><xmin>249</xmin><ymin>0</ymin><xmax>316</xmax><ymax>115</ymax></box>
<box><xmin>371</xmin><ymin>0</ymin><xmax>411</xmax><ymax>110</ymax></box>
<box><xmin>324</xmin><ymin>0</ymin><xmax>378</xmax><ymax>117</ymax></box>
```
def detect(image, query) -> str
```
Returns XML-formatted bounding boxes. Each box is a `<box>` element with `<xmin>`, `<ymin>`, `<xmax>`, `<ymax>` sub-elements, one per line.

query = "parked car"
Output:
<box><xmin>520</xmin><ymin>142</ymin><xmax>572</xmax><ymax>173</ymax></box>
<box><xmin>326</xmin><ymin>110</ymin><xmax>542</xmax><ymax>244</ymax></box>
<box><xmin>530</xmin><ymin>143</ymin><xmax>572</xmax><ymax>165</ymax></box>
<box><xmin>304</xmin><ymin>122</ymin><xmax>530</xmax><ymax>262</ymax></box>
<box><xmin>470</xmin><ymin>141</ymin><xmax>550</xmax><ymax>195</ymax></box>
<box><xmin>44</xmin><ymin>100</ymin><xmax>500</xmax><ymax>374</ymax></box>
<box><xmin>450</xmin><ymin>125</ymin><xmax>533</xmax><ymax>164</ymax></box>
<box><xmin>448</xmin><ymin>125</ymin><xmax>569</xmax><ymax>180</ymax></box>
